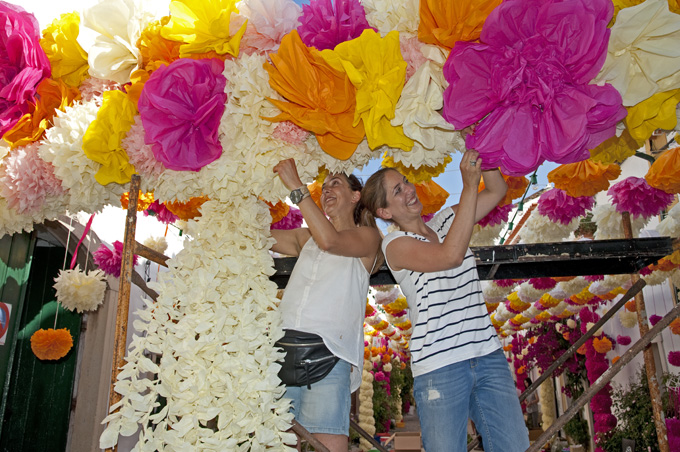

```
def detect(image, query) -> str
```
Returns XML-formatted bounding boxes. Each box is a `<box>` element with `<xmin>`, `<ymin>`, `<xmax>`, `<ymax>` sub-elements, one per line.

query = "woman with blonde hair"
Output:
<box><xmin>361</xmin><ymin>150</ymin><xmax>529</xmax><ymax>451</ymax></box>
<box><xmin>271</xmin><ymin>158</ymin><xmax>382</xmax><ymax>452</ymax></box>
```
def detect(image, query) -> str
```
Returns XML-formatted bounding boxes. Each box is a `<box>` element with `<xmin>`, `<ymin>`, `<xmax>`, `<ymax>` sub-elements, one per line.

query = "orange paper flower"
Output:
<box><xmin>625</xmin><ymin>300</ymin><xmax>637</xmax><ymax>312</ymax></box>
<box><xmin>670</xmin><ymin>318</ymin><xmax>680</xmax><ymax>335</ymax></box>
<box><xmin>517</xmin><ymin>365</ymin><xmax>526</xmax><ymax>374</ymax></box>
<box><xmin>646</xmin><ymin>147</ymin><xmax>680</xmax><ymax>194</ymax></box>
<box><xmin>503</xmin><ymin>344</ymin><xmax>513</xmax><ymax>351</ymax></box>
<box><xmin>264</xmin><ymin>31</ymin><xmax>365</xmax><ymax>160</ymax></box>
<box><xmin>165</xmin><ymin>196</ymin><xmax>209</xmax><ymax>221</ymax></box>
<box><xmin>140</xmin><ymin>17</ymin><xmax>183</xmax><ymax>73</ymax></box>
<box><xmin>548</xmin><ymin>160</ymin><xmax>621</xmax><ymax>197</ymax></box>
<box><xmin>120</xmin><ymin>191</ymin><xmax>155</xmax><ymax>211</ymax></box>
<box><xmin>612</xmin><ymin>355</ymin><xmax>620</xmax><ymax>365</ymax></box>
<box><xmin>265</xmin><ymin>200</ymin><xmax>290</xmax><ymax>224</ymax></box>
<box><xmin>307</xmin><ymin>180</ymin><xmax>324</xmax><ymax>210</ymax></box>
<box><xmin>418</xmin><ymin>0</ymin><xmax>502</xmax><ymax>49</ymax></box>
<box><xmin>593</xmin><ymin>336</ymin><xmax>613</xmax><ymax>354</ymax></box>
<box><xmin>577</xmin><ymin>343</ymin><xmax>588</xmax><ymax>355</ymax></box>
<box><xmin>563</xmin><ymin>332</ymin><xmax>570</xmax><ymax>341</ymax></box>
<box><xmin>416</xmin><ymin>180</ymin><xmax>449</xmax><ymax>216</ymax></box>
<box><xmin>497</xmin><ymin>175</ymin><xmax>529</xmax><ymax>206</ymax></box>
<box><xmin>31</xmin><ymin>328</ymin><xmax>73</xmax><ymax>360</ymax></box>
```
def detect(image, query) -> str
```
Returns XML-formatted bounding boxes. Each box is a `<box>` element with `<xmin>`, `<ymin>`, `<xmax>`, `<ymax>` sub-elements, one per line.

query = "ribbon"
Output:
<box><xmin>70</xmin><ymin>214</ymin><xmax>95</xmax><ymax>270</ymax></box>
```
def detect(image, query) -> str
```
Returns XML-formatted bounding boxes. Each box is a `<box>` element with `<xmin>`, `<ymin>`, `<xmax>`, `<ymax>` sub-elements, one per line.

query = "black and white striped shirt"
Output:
<box><xmin>382</xmin><ymin>207</ymin><xmax>501</xmax><ymax>377</ymax></box>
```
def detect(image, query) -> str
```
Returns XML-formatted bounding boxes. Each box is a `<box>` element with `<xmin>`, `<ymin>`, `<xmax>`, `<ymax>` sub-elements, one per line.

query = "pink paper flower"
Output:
<box><xmin>400</xmin><ymin>36</ymin><xmax>427</xmax><ymax>81</ymax></box>
<box><xmin>649</xmin><ymin>314</ymin><xmax>662</xmax><ymax>326</ymax></box>
<box><xmin>496</xmin><ymin>279</ymin><xmax>522</xmax><ymax>288</ymax></box>
<box><xmin>297</xmin><ymin>0</ymin><xmax>375</xmax><ymax>50</ymax></box>
<box><xmin>94</xmin><ymin>241</ymin><xmax>138</xmax><ymax>278</ymax></box>
<box><xmin>271</xmin><ymin>206</ymin><xmax>303</xmax><ymax>230</ymax></box>
<box><xmin>585</xmin><ymin>274</ymin><xmax>604</xmax><ymax>282</ymax></box>
<box><xmin>272</xmin><ymin>121</ymin><xmax>310</xmax><ymax>145</ymax></box>
<box><xmin>0</xmin><ymin>142</ymin><xmax>65</xmax><ymax>214</ymax></box>
<box><xmin>670</xmin><ymin>351</ymin><xmax>680</xmax><ymax>367</ymax></box>
<box><xmin>538</xmin><ymin>188</ymin><xmax>595</xmax><ymax>225</ymax></box>
<box><xmin>138</xmin><ymin>58</ymin><xmax>227</xmax><ymax>171</ymax></box>
<box><xmin>477</xmin><ymin>203</ymin><xmax>513</xmax><ymax>227</ymax></box>
<box><xmin>0</xmin><ymin>2</ymin><xmax>51</xmax><ymax>137</ymax></box>
<box><xmin>122</xmin><ymin>116</ymin><xmax>167</xmax><ymax>178</ymax></box>
<box><xmin>441</xmin><ymin>0</ymin><xmax>626</xmax><ymax>176</ymax></box>
<box><xmin>616</xmin><ymin>335</ymin><xmax>631</xmax><ymax>346</ymax></box>
<box><xmin>79</xmin><ymin>77</ymin><xmax>122</xmax><ymax>105</ymax></box>
<box><xmin>239</xmin><ymin>0</ymin><xmax>302</xmax><ymax>55</ymax></box>
<box><xmin>145</xmin><ymin>200</ymin><xmax>179</xmax><ymax>224</ymax></box>
<box><xmin>529</xmin><ymin>277</ymin><xmax>557</xmax><ymax>291</ymax></box>
<box><xmin>608</xmin><ymin>177</ymin><xmax>674</xmax><ymax>219</ymax></box>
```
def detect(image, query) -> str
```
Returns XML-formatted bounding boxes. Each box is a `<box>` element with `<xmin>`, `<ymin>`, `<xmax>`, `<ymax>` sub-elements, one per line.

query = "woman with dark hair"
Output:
<box><xmin>361</xmin><ymin>150</ymin><xmax>529</xmax><ymax>452</ymax></box>
<box><xmin>271</xmin><ymin>158</ymin><xmax>382</xmax><ymax>452</ymax></box>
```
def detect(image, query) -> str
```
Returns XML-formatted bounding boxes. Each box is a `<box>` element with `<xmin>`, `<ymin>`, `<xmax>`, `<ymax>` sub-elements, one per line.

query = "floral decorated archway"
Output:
<box><xmin>2</xmin><ymin>0</ymin><xmax>680</xmax><ymax>449</ymax></box>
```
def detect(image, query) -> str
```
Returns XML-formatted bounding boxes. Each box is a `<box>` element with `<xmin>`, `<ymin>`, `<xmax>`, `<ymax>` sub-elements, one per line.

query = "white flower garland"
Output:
<box><xmin>520</xmin><ymin>210</ymin><xmax>580</xmax><ymax>243</ymax></box>
<box><xmin>359</xmin><ymin>345</ymin><xmax>376</xmax><ymax>451</ymax></box>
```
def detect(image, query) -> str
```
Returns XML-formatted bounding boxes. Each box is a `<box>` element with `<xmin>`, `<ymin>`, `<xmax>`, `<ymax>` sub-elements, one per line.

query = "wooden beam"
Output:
<box><xmin>133</xmin><ymin>241</ymin><xmax>169</xmax><ymax>267</ymax></box>
<box><xmin>350</xmin><ymin>419</ymin><xmax>390</xmax><ymax>452</ymax></box>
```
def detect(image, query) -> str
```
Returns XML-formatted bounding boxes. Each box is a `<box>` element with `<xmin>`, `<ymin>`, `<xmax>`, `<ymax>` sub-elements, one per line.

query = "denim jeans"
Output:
<box><xmin>413</xmin><ymin>349</ymin><xmax>530</xmax><ymax>452</ymax></box>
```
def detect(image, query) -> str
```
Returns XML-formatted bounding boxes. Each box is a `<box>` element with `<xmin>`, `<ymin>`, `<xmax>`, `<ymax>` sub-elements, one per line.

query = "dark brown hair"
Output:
<box><xmin>337</xmin><ymin>173</ymin><xmax>377</xmax><ymax>228</ymax></box>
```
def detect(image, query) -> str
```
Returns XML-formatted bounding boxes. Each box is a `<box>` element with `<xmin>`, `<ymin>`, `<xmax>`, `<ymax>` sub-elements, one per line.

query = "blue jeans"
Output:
<box><xmin>413</xmin><ymin>349</ymin><xmax>529</xmax><ymax>452</ymax></box>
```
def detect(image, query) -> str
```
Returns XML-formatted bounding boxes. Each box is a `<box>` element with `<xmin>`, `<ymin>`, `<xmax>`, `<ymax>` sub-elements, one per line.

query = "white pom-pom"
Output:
<box><xmin>54</xmin><ymin>266</ymin><xmax>107</xmax><ymax>312</ymax></box>
<box><xmin>143</xmin><ymin>236</ymin><xmax>168</xmax><ymax>255</ymax></box>
<box><xmin>566</xmin><ymin>319</ymin><xmax>577</xmax><ymax>329</ymax></box>
<box><xmin>619</xmin><ymin>311</ymin><xmax>638</xmax><ymax>329</ymax></box>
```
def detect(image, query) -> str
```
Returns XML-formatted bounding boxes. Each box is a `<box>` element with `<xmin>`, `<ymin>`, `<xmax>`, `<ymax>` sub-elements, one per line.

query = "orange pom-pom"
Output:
<box><xmin>165</xmin><ymin>196</ymin><xmax>209</xmax><ymax>221</ymax></box>
<box><xmin>670</xmin><ymin>318</ymin><xmax>680</xmax><ymax>335</ymax></box>
<box><xmin>562</xmin><ymin>332</ymin><xmax>570</xmax><ymax>341</ymax></box>
<box><xmin>30</xmin><ymin>328</ymin><xmax>73</xmax><ymax>360</ymax></box>
<box><xmin>593</xmin><ymin>336</ymin><xmax>613</xmax><ymax>354</ymax></box>
<box><xmin>625</xmin><ymin>300</ymin><xmax>637</xmax><ymax>312</ymax></box>
<box><xmin>364</xmin><ymin>348</ymin><xmax>370</xmax><ymax>359</ymax></box>
<box><xmin>528</xmin><ymin>336</ymin><xmax>536</xmax><ymax>344</ymax></box>
<box><xmin>503</xmin><ymin>344</ymin><xmax>513</xmax><ymax>352</ymax></box>
<box><xmin>517</xmin><ymin>365</ymin><xmax>526</xmax><ymax>375</ymax></box>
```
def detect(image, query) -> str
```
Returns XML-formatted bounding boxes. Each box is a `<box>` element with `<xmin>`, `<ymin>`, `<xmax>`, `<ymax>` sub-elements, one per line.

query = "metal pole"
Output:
<box><xmin>526</xmin><ymin>298</ymin><xmax>680</xmax><ymax>452</ymax></box>
<box><xmin>622</xmin><ymin>212</ymin><xmax>669</xmax><ymax>452</ymax></box>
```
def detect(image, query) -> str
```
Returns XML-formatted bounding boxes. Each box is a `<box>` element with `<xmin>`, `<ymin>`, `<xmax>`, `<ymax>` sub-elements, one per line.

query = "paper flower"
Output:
<box><xmin>138</xmin><ymin>58</ymin><xmax>227</xmax><ymax>171</ymax></box>
<box><xmin>142</xmin><ymin>236</ymin><xmax>168</xmax><ymax>255</ymax></box>
<box><xmin>592</xmin><ymin>203</ymin><xmax>646</xmax><ymax>239</ymax></box>
<box><xmin>477</xmin><ymin>203</ymin><xmax>513</xmax><ymax>228</ymax></box>
<box><xmin>94</xmin><ymin>241</ymin><xmax>139</xmax><ymax>278</ymax></box>
<box><xmin>537</xmin><ymin>189</ymin><xmax>595</xmax><ymax>225</ymax></box>
<box><xmin>520</xmin><ymin>210</ymin><xmax>580</xmax><ymax>243</ymax></box>
<box><xmin>120</xmin><ymin>191</ymin><xmax>154</xmax><ymax>212</ymax></box>
<box><xmin>646</xmin><ymin>147</ymin><xmax>680</xmax><ymax>194</ymax></box>
<box><xmin>161</xmin><ymin>0</ymin><xmax>247</xmax><ymax>59</ymax></box>
<box><xmin>548</xmin><ymin>160</ymin><xmax>621</xmax><ymax>198</ymax></box>
<box><xmin>30</xmin><ymin>328</ymin><xmax>73</xmax><ymax>360</ymax></box>
<box><xmin>0</xmin><ymin>2</ymin><xmax>51</xmax><ymax>138</ymax></box>
<box><xmin>78</xmin><ymin>77</ymin><xmax>121</xmax><ymax>104</ymax></box>
<box><xmin>138</xmin><ymin>17</ymin><xmax>182</xmax><ymax>73</ymax></box>
<box><xmin>382</xmin><ymin>154</ymin><xmax>451</xmax><ymax>184</ymax></box>
<box><xmin>649</xmin><ymin>314</ymin><xmax>662</xmax><ymax>326</ymax></box>
<box><xmin>264</xmin><ymin>30</ymin><xmax>365</xmax><ymax>160</ymax></box>
<box><xmin>589</xmin><ymin>128</ymin><xmax>639</xmax><ymax>165</ymax></box>
<box><xmin>619</xmin><ymin>311</ymin><xmax>638</xmax><ymax>328</ymax></box>
<box><xmin>416</xmin><ymin>179</ymin><xmax>448</xmax><ymax>216</ymax></box>
<box><xmin>165</xmin><ymin>196</ymin><xmax>209</xmax><ymax>221</ymax></box>
<box><xmin>271</xmin><ymin>206</ymin><xmax>303</xmax><ymax>230</ymax></box>
<box><xmin>272</xmin><ymin>121</ymin><xmax>310</xmax><ymax>145</ymax></box>
<box><xmin>361</xmin><ymin>0</ymin><xmax>418</xmax><ymax>36</ymax></box>
<box><xmin>265</xmin><ymin>200</ymin><xmax>289</xmax><ymax>224</ymax></box>
<box><xmin>0</xmin><ymin>142</ymin><xmax>66</xmax><ymax>214</ymax></box>
<box><xmin>2</xmin><ymin>78</ymin><xmax>81</xmax><ymax>149</ymax></box>
<box><xmin>297</xmin><ymin>0</ymin><xmax>374</xmax><ymax>51</ymax></box>
<box><xmin>82</xmin><ymin>0</ymin><xmax>154</xmax><ymax>85</ymax></box>
<box><xmin>669</xmin><ymin>351</ymin><xmax>680</xmax><ymax>367</ymax></box>
<box><xmin>593</xmin><ymin>336</ymin><xmax>613</xmax><ymax>354</ymax></box>
<box><xmin>121</xmin><ymin>116</ymin><xmax>167</xmax><ymax>179</ymax></box>
<box><xmin>144</xmin><ymin>200</ymin><xmax>179</xmax><ymax>224</ymax></box>
<box><xmin>53</xmin><ymin>265</ymin><xmax>107</xmax><ymax>313</ymax></box>
<box><xmin>617</xmin><ymin>335</ymin><xmax>632</xmax><ymax>346</ymax></box>
<box><xmin>671</xmin><ymin>318</ymin><xmax>680</xmax><ymax>335</ymax></box>
<box><xmin>39</xmin><ymin>12</ymin><xmax>89</xmax><ymax>87</ymax></box>
<box><xmin>239</xmin><ymin>0</ymin><xmax>302</xmax><ymax>55</ymax></box>
<box><xmin>442</xmin><ymin>0</ymin><xmax>626</xmax><ymax>176</ymax></box>
<box><xmin>608</xmin><ymin>176</ymin><xmax>674</xmax><ymax>218</ymax></box>
<box><xmin>418</xmin><ymin>0</ymin><xmax>502</xmax><ymax>49</ymax></box>
<box><xmin>321</xmin><ymin>30</ymin><xmax>413</xmax><ymax>151</ymax></box>
<box><xmin>82</xmin><ymin>89</ymin><xmax>137</xmax><ymax>185</ymax></box>
<box><xmin>595</xmin><ymin>0</ymin><xmax>680</xmax><ymax>106</ymax></box>
<box><xmin>625</xmin><ymin>89</ymin><xmax>680</xmax><ymax>143</ymax></box>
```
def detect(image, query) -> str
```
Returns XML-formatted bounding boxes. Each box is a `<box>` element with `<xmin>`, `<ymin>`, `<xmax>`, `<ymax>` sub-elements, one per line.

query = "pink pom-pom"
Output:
<box><xmin>271</xmin><ymin>206</ymin><xmax>303</xmax><ymax>230</ymax></box>
<box><xmin>297</xmin><ymin>0</ymin><xmax>375</xmax><ymax>50</ymax></box>
<box><xmin>528</xmin><ymin>277</ymin><xmax>557</xmax><ymax>291</ymax></box>
<box><xmin>122</xmin><ymin>117</ymin><xmax>167</xmax><ymax>177</ymax></box>
<box><xmin>649</xmin><ymin>314</ymin><xmax>662</xmax><ymax>326</ymax></box>
<box><xmin>608</xmin><ymin>177</ymin><xmax>674</xmax><ymax>219</ymax></box>
<box><xmin>616</xmin><ymin>335</ymin><xmax>631</xmax><ymax>346</ymax></box>
<box><xmin>272</xmin><ymin>121</ymin><xmax>310</xmax><ymax>145</ymax></box>
<box><xmin>477</xmin><ymin>203</ymin><xmax>514</xmax><ymax>227</ymax></box>
<box><xmin>537</xmin><ymin>188</ymin><xmax>595</xmax><ymax>225</ymax></box>
<box><xmin>94</xmin><ymin>241</ymin><xmax>139</xmax><ymax>277</ymax></box>
<box><xmin>144</xmin><ymin>200</ymin><xmax>179</xmax><ymax>224</ymax></box>
<box><xmin>0</xmin><ymin>142</ymin><xmax>66</xmax><ymax>214</ymax></box>
<box><xmin>669</xmin><ymin>351</ymin><xmax>680</xmax><ymax>367</ymax></box>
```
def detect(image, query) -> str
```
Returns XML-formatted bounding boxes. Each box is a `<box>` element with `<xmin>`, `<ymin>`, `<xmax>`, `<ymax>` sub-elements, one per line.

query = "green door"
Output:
<box><xmin>0</xmin><ymin>232</ymin><xmax>82</xmax><ymax>451</ymax></box>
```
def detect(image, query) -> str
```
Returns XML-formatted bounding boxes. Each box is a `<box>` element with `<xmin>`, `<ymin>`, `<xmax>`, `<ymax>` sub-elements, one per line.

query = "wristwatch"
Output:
<box><xmin>290</xmin><ymin>185</ymin><xmax>310</xmax><ymax>205</ymax></box>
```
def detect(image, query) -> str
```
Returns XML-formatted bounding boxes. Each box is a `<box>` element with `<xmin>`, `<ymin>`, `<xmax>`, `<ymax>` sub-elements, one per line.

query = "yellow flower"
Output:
<box><xmin>40</xmin><ymin>12</ymin><xmax>89</xmax><ymax>88</ymax></box>
<box><xmin>589</xmin><ymin>129</ymin><xmax>638</xmax><ymax>165</ymax></box>
<box><xmin>82</xmin><ymin>90</ymin><xmax>137</xmax><ymax>185</ymax></box>
<box><xmin>120</xmin><ymin>191</ymin><xmax>155</xmax><ymax>211</ymax></box>
<box><xmin>536</xmin><ymin>311</ymin><xmax>552</xmax><ymax>322</ymax></box>
<box><xmin>625</xmin><ymin>89</ymin><xmax>680</xmax><ymax>144</ymax></box>
<box><xmin>321</xmin><ymin>30</ymin><xmax>413</xmax><ymax>151</ymax></box>
<box><xmin>384</xmin><ymin>296</ymin><xmax>408</xmax><ymax>315</ymax></box>
<box><xmin>140</xmin><ymin>17</ymin><xmax>183</xmax><ymax>72</ymax></box>
<box><xmin>538</xmin><ymin>294</ymin><xmax>561</xmax><ymax>309</ymax></box>
<box><xmin>382</xmin><ymin>153</ymin><xmax>451</xmax><ymax>184</ymax></box>
<box><xmin>161</xmin><ymin>0</ymin><xmax>247</xmax><ymax>59</ymax></box>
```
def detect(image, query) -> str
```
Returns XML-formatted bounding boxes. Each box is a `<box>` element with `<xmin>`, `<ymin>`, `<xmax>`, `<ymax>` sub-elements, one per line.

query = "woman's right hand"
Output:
<box><xmin>273</xmin><ymin>158</ymin><xmax>304</xmax><ymax>191</ymax></box>
<box><xmin>459</xmin><ymin>149</ymin><xmax>482</xmax><ymax>188</ymax></box>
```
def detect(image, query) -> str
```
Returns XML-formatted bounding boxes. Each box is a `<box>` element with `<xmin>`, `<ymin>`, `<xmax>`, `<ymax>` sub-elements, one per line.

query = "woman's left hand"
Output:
<box><xmin>273</xmin><ymin>158</ymin><xmax>304</xmax><ymax>191</ymax></box>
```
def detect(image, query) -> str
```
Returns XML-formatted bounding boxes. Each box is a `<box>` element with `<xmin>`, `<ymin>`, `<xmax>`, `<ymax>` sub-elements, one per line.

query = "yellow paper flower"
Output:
<box><xmin>571</xmin><ymin>288</ymin><xmax>595</xmax><ymax>305</ymax></box>
<box><xmin>535</xmin><ymin>311</ymin><xmax>552</xmax><ymax>322</ymax></box>
<box><xmin>31</xmin><ymin>328</ymin><xmax>74</xmax><ymax>360</ymax></box>
<box><xmin>589</xmin><ymin>129</ymin><xmax>639</xmax><ymax>165</ymax></box>
<box><xmin>415</xmin><ymin>179</ymin><xmax>449</xmax><ymax>216</ymax></box>
<box><xmin>548</xmin><ymin>159</ymin><xmax>621</xmax><ymax>197</ymax></box>
<box><xmin>161</xmin><ymin>0</ymin><xmax>247</xmax><ymax>59</ymax></box>
<box><xmin>625</xmin><ymin>89</ymin><xmax>680</xmax><ymax>144</ymax></box>
<box><xmin>140</xmin><ymin>16</ymin><xmax>183</xmax><ymax>72</ymax></box>
<box><xmin>382</xmin><ymin>153</ymin><xmax>451</xmax><ymax>184</ymax></box>
<box><xmin>610</xmin><ymin>0</ymin><xmax>680</xmax><ymax>22</ymax></box>
<box><xmin>120</xmin><ymin>191</ymin><xmax>155</xmax><ymax>211</ymax></box>
<box><xmin>320</xmin><ymin>30</ymin><xmax>413</xmax><ymax>151</ymax></box>
<box><xmin>384</xmin><ymin>296</ymin><xmax>408</xmax><ymax>315</ymax></box>
<box><xmin>646</xmin><ymin>147</ymin><xmax>680</xmax><ymax>194</ymax></box>
<box><xmin>418</xmin><ymin>0</ymin><xmax>502</xmax><ymax>49</ymax></box>
<box><xmin>3</xmin><ymin>78</ymin><xmax>80</xmax><ymax>149</ymax></box>
<box><xmin>82</xmin><ymin>90</ymin><xmax>137</xmax><ymax>185</ymax></box>
<box><xmin>508</xmin><ymin>292</ymin><xmax>531</xmax><ymax>313</ymax></box>
<box><xmin>538</xmin><ymin>294</ymin><xmax>561</xmax><ymax>309</ymax></box>
<box><xmin>40</xmin><ymin>12</ymin><xmax>89</xmax><ymax>88</ymax></box>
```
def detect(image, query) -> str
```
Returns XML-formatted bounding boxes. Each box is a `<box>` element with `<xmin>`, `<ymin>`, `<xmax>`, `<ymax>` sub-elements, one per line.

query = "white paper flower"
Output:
<box><xmin>482</xmin><ymin>281</ymin><xmax>515</xmax><ymax>303</ymax></box>
<box><xmin>620</xmin><ymin>310</ymin><xmax>638</xmax><ymax>328</ymax></box>
<box><xmin>518</xmin><ymin>282</ymin><xmax>547</xmax><ymax>303</ymax></box>
<box><xmin>142</xmin><ymin>236</ymin><xmax>168</xmax><ymax>255</ymax></box>
<box><xmin>657</xmin><ymin>202</ymin><xmax>680</xmax><ymax>238</ymax></box>
<box><xmin>592</xmin><ymin>203</ymin><xmax>646</xmax><ymax>240</ymax></box>
<box><xmin>520</xmin><ymin>210</ymin><xmax>580</xmax><ymax>243</ymax></box>
<box><xmin>54</xmin><ymin>266</ymin><xmax>107</xmax><ymax>313</ymax></box>
<box><xmin>567</xmin><ymin>319</ymin><xmax>577</xmax><ymax>329</ymax></box>
<box><xmin>643</xmin><ymin>268</ymin><xmax>674</xmax><ymax>286</ymax></box>
<box><xmin>557</xmin><ymin>277</ymin><xmax>590</xmax><ymax>297</ymax></box>
<box><xmin>362</xmin><ymin>0</ymin><xmax>419</xmax><ymax>36</ymax></box>
<box><xmin>470</xmin><ymin>222</ymin><xmax>504</xmax><ymax>247</ymax></box>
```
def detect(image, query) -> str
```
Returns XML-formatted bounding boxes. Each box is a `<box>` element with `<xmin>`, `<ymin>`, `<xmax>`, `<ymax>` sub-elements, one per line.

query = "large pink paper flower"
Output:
<box><xmin>94</xmin><ymin>241</ymin><xmax>138</xmax><ymax>278</ymax></box>
<box><xmin>144</xmin><ymin>200</ymin><xmax>179</xmax><ymax>224</ymax></box>
<box><xmin>537</xmin><ymin>188</ymin><xmax>595</xmax><ymax>225</ymax></box>
<box><xmin>608</xmin><ymin>176</ymin><xmax>674</xmax><ymax>219</ymax></box>
<box><xmin>297</xmin><ymin>0</ymin><xmax>375</xmax><ymax>50</ymax></box>
<box><xmin>441</xmin><ymin>0</ymin><xmax>626</xmax><ymax>176</ymax></box>
<box><xmin>138</xmin><ymin>58</ymin><xmax>226</xmax><ymax>171</ymax></box>
<box><xmin>0</xmin><ymin>2</ymin><xmax>51</xmax><ymax>138</ymax></box>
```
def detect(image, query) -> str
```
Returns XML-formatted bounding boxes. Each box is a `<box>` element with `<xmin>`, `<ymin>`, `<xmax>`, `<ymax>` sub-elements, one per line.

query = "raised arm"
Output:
<box><xmin>472</xmin><ymin>168</ymin><xmax>507</xmax><ymax>222</ymax></box>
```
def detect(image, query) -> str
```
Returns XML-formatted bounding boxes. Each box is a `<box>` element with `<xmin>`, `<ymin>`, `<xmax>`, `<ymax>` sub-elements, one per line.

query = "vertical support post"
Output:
<box><xmin>621</xmin><ymin>211</ymin><xmax>669</xmax><ymax>452</ymax></box>
<box><xmin>105</xmin><ymin>175</ymin><xmax>141</xmax><ymax>452</ymax></box>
